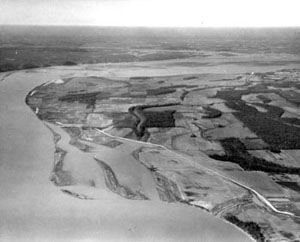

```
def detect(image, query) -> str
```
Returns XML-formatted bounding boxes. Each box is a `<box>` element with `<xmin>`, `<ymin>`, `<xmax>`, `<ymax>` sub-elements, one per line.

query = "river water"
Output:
<box><xmin>0</xmin><ymin>68</ymin><xmax>253</xmax><ymax>242</ymax></box>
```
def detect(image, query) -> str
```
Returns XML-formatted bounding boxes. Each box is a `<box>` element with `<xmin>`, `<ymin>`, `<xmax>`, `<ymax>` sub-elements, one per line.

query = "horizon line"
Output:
<box><xmin>1</xmin><ymin>24</ymin><xmax>300</xmax><ymax>29</ymax></box>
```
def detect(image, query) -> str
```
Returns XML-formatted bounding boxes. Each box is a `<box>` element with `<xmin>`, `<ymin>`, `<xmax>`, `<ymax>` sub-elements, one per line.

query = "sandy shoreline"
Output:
<box><xmin>0</xmin><ymin>62</ymin><xmax>257</xmax><ymax>241</ymax></box>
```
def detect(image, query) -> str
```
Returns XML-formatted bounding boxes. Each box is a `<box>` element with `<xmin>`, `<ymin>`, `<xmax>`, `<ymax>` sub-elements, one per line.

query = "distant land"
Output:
<box><xmin>1</xmin><ymin>26</ymin><xmax>300</xmax><ymax>72</ymax></box>
<box><xmin>1</xmin><ymin>26</ymin><xmax>300</xmax><ymax>242</ymax></box>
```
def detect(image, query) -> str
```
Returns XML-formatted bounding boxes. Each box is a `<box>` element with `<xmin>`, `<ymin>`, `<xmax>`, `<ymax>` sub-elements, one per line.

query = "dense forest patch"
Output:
<box><xmin>224</xmin><ymin>215</ymin><xmax>265</xmax><ymax>242</ymax></box>
<box><xmin>210</xmin><ymin>138</ymin><xmax>300</xmax><ymax>174</ymax></box>
<box><xmin>214</xmin><ymin>85</ymin><xmax>300</xmax><ymax>150</ymax></box>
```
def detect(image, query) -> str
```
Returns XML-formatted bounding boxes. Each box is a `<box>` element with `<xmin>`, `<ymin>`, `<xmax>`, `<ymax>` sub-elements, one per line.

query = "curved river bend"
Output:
<box><xmin>0</xmin><ymin>68</ymin><xmax>253</xmax><ymax>242</ymax></box>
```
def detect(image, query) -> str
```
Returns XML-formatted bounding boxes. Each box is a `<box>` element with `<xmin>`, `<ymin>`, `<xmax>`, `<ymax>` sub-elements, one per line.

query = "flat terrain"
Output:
<box><xmin>2</xmin><ymin>27</ymin><xmax>300</xmax><ymax>241</ymax></box>
<box><xmin>22</xmin><ymin>52</ymin><xmax>300</xmax><ymax>242</ymax></box>
<box><xmin>0</xmin><ymin>63</ymin><xmax>255</xmax><ymax>242</ymax></box>
<box><xmin>1</xmin><ymin>26</ymin><xmax>300</xmax><ymax>72</ymax></box>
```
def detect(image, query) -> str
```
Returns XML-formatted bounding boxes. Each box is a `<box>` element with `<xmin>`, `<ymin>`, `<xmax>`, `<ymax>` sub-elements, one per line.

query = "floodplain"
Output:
<box><xmin>25</xmin><ymin>52</ymin><xmax>300</xmax><ymax>241</ymax></box>
<box><xmin>2</xmin><ymin>27</ymin><xmax>300</xmax><ymax>242</ymax></box>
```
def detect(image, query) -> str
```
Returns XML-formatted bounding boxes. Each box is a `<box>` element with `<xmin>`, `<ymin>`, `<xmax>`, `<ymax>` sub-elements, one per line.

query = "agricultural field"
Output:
<box><xmin>25</xmin><ymin>63</ymin><xmax>300</xmax><ymax>242</ymax></box>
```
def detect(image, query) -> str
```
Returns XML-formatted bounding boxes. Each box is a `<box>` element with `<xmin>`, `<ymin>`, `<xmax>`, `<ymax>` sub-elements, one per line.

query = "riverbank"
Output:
<box><xmin>17</xmin><ymin>54</ymin><xmax>300</xmax><ymax>241</ymax></box>
<box><xmin>0</xmin><ymin>66</ymin><xmax>254</xmax><ymax>242</ymax></box>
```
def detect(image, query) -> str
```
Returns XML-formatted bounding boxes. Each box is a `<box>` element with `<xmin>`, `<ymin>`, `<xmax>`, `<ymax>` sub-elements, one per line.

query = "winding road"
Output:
<box><xmin>0</xmin><ymin>69</ymin><xmax>256</xmax><ymax>242</ymax></box>
<box><xmin>94</xmin><ymin>127</ymin><xmax>298</xmax><ymax>218</ymax></box>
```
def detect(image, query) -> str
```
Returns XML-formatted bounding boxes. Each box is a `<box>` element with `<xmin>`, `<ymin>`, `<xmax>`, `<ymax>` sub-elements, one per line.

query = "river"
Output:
<box><xmin>0</xmin><ymin>67</ymin><xmax>253</xmax><ymax>242</ymax></box>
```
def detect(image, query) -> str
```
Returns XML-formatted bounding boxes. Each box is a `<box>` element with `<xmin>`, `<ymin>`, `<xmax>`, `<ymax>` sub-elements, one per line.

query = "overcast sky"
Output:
<box><xmin>0</xmin><ymin>0</ymin><xmax>300</xmax><ymax>27</ymax></box>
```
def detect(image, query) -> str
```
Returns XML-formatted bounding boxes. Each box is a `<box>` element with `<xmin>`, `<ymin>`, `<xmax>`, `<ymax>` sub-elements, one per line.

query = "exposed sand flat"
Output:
<box><xmin>0</xmin><ymin>67</ymin><xmax>254</xmax><ymax>242</ymax></box>
<box><xmin>47</xmin><ymin>122</ymin><xmax>159</xmax><ymax>200</ymax></box>
<box><xmin>46</xmin><ymin>122</ymin><xmax>108</xmax><ymax>189</ymax></box>
<box><xmin>46</xmin><ymin>53</ymin><xmax>300</xmax><ymax>79</ymax></box>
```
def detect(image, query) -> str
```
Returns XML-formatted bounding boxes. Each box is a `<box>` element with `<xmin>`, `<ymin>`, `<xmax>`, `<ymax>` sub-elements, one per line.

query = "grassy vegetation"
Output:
<box><xmin>50</xmin><ymin>147</ymin><xmax>74</xmax><ymax>186</ymax></box>
<box><xmin>214</xmin><ymin>83</ymin><xmax>286</xmax><ymax>101</ymax></box>
<box><xmin>215</xmin><ymin>88</ymin><xmax>249</xmax><ymax>100</ymax></box>
<box><xmin>282</xmin><ymin>118</ymin><xmax>300</xmax><ymax>126</ymax></box>
<box><xmin>185</xmin><ymin>191</ymin><xmax>199</xmax><ymax>196</ymax></box>
<box><xmin>215</xmin><ymin>86</ymin><xmax>300</xmax><ymax>150</ymax></box>
<box><xmin>59</xmin><ymin>91</ymin><xmax>110</xmax><ymax>108</ymax></box>
<box><xmin>37</xmin><ymin>111</ymin><xmax>68</xmax><ymax>123</ymax></box>
<box><xmin>278</xmin><ymin>90</ymin><xmax>300</xmax><ymax>105</ymax></box>
<box><xmin>139</xmin><ymin>52</ymin><xmax>196</xmax><ymax>61</ymax></box>
<box><xmin>210</xmin><ymin>137</ymin><xmax>300</xmax><ymax>174</ymax></box>
<box><xmin>183</xmin><ymin>76</ymin><xmax>198</xmax><ymax>80</ymax></box>
<box><xmin>0</xmin><ymin>62</ymin><xmax>40</xmax><ymax>72</ymax></box>
<box><xmin>22</xmin><ymin>63</ymin><xmax>39</xmax><ymax>69</ymax></box>
<box><xmin>63</xmin><ymin>61</ymin><xmax>77</xmax><ymax>66</ymax></box>
<box><xmin>171</xmin><ymin>84</ymin><xmax>199</xmax><ymax>88</ymax></box>
<box><xmin>279</xmin><ymin>231</ymin><xmax>296</xmax><ymax>241</ymax></box>
<box><xmin>130</xmin><ymin>76</ymin><xmax>153</xmax><ymax>80</ymax></box>
<box><xmin>276</xmin><ymin>181</ymin><xmax>300</xmax><ymax>192</ymax></box>
<box><xmin>254</xmin><ymin>103</ymin><xmax>284</xmax><ymax>118</ymax></box>
<box><xmin>144</xmin><ymin>110</ymin><xmax>176</xmax><ymax>128</ymax></box>
<box><xmin>180</xmin><ymin>90</ymin><xmax>189</xmax><ymax>101</ymax></box>
<box><xmin>0</xmin><ymin>63</ymin><xmax>16</xmax><ymax>72</ymax></box>
<box><xmin>95</xmin><ymin>158</ymin><xmax>148</xmax><ymax>200</ymax></box>
<box><xmin>112</xmin><ymin>113</ymin><xmax>138</xmax><ymax>129</ymax></box>
<box><xmin>224</xmin><ymin>215</ymin><xmax>265</xmax><ymax>242</ymax></box>
<box><xmin>59</xmin><ymin>92</ymin><xmax>99</xmax><ymax>108</ymax></box>
<box><xmin>227</xmin><ymin>101</ymin><xmax>300</xmax><ymax>150</ymax></box>
<box><xmin>216</xmin><ymin>81</ymin><xmax>300</xmax><ymax>106</ymax></box>
<box><xmin>147</xmin><ymin>87</ymin><xmax>176</xmax><ymax>96</ymax></box>
<box><xmin>129</xmin><ymin>104</ymin><xmax>178</xmax><ymax>139</ymax></box>
<box><xmin>202</xmin><ymin>106</ymin><xmax>222</xmax><ymax>119</ymax></box>
<box><xmin>268</xmin><ymin>80</ymin><xmax>300</xmax><ymax>89</ymax></box>
<box><xmin>152</xmin><ymin>172</ymin><xmax>182</xmax><ymax>202</ymax></box>
<box><xmin>0</xmin><ymin>44</ymin><xmax>196</xmax><ymax>73</ymax></box>
<box><xmin>256</xmin><ymin>94</ymin><xmax>272</xmax><ymax>103</ymax></box>
<box><xmin>146</xmin><ymin>85</ymin><xmax>198</xmax><ymax>96</ymax></box>
<box><xmin>62</xmin><ymin>126</ymin><xmax>81</xmax><ymax>137</ymax></box>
